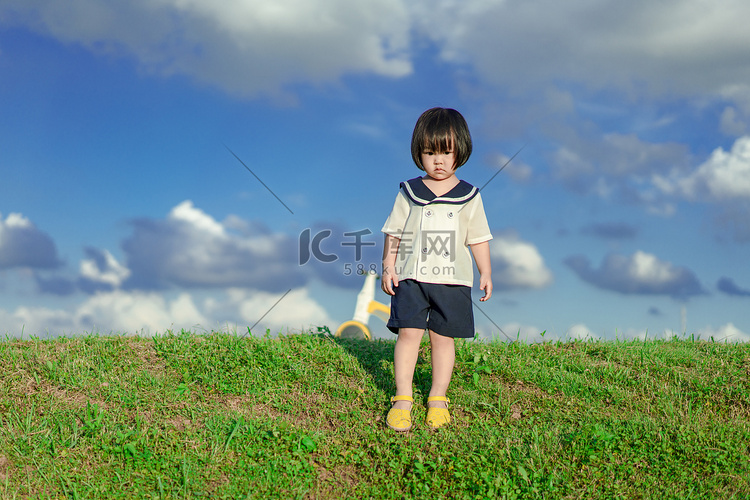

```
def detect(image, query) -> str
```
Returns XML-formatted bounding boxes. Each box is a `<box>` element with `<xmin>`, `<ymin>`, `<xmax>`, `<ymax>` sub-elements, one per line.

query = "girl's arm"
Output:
<box><xmin>381</xmin><ymin>234</ymin><xmax>401</xmax><ymax>295</ymax></box>
<box><xmin>470</xmin><ymin>241</ymin><xmax>493</xmax><ymax>301</ymax></box>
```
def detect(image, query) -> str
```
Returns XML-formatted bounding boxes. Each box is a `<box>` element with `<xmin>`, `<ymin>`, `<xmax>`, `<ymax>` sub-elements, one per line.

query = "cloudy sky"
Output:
<box><xmin>2</xmin><ymin>0</ymin><xmax>749</xmax><ymax>342</ymax></box>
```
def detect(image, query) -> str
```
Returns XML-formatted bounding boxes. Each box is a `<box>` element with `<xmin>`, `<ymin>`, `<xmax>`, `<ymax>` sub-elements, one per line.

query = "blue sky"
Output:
<box><xmin>1</xmin><ymin>0</ymin><xmax>749</xmax><ymax>342</ymax></box>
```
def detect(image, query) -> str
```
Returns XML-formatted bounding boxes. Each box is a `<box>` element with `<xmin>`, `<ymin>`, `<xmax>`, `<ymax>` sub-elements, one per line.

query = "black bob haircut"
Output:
<box><xmin>411</xmin><ymin>107</ymin><xmax>472</xmax><ymax>170</ymax></box>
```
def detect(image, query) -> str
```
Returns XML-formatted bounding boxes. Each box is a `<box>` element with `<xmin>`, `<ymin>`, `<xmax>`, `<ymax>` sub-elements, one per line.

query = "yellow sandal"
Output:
<box><xmin>426</xmin><ymin>396</ymin><xmax>450</xmax><ymax>429</ymax></box>
<box><xmin>386</xmin><ymin>395</ymin><xmax>414</xmax><ymax>432</ymax></box>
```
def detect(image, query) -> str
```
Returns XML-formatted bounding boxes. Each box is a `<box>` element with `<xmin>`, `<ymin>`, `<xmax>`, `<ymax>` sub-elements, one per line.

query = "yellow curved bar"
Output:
<box><xmin>334</xmin><ymin>320</ymin><xmax>372</xmax><ymax>341</ymax></box>
<box><xmin>367</xmin><ymin>300</ymin><xmax>391</xmax><ymax>323</ymax></box>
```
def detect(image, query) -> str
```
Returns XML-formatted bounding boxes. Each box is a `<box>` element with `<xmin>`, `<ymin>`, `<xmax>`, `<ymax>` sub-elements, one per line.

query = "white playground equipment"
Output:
<box><xmin>334</xmin><ymin>271</ymin><xmax>390</xmax><ymax>340</ymax></box>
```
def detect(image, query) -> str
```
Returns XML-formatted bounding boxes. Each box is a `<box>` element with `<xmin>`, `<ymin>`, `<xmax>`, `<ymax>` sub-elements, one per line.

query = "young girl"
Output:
<box><xmin>381</xmin><ymin>107</ymin><xmax>493</xmax><ymax>431</ymax></box>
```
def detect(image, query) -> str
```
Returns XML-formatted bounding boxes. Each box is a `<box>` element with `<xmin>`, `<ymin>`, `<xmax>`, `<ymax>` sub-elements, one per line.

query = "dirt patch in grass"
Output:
<box><xmin>0</xmin><ymin>455</ymin><xmax>13</xmax><ymax>484</ymax></box>
<box><xmin>205</xmin><ymin>472</ymin><xmax>231</xmax><ymax>495</ymax></box>
<box><xmin>4</xmin><ymin>374</ymin><xmax>110</xmax><ymax>420</ymax></box>
<box><xmin>222</xmin><ymin>394</ymin><xmax>281</xmax><ymax>420</ymax></box>
<box><xmin>311</xmin><ymin>462</ymin><xmax>359</xmax><ymax>498</ymax></box>
<box><xmin>123</xmin><ymin>338</ymin><xmax>171</xmax><ymax>380</ymax></box>
<box><xmin>497</xmin><ymin>380</ymin><xmax>555</xmax><ymax>421</ymax></box>
<box><xmin>507</xmin><ymin>378</ymin><xmax>555</xmax><ymax>398</ymax></box>
<box><xmin>165</xmin><ymin>415</ymin><xmax>194</xmax><ymax>432</ymax></box>
<box><xmin>3</xmin><ymin>337</ymin><xmax>177</xmax><ymax>415</ymax></box>
<box><xmin>283</xmin><ymin>392</ymin><xmax>343</xmax><ymax>432</ymax></box>
<box><xmin>218</xmin><ymin>391</ymin><xmax>344</xmax><ymax>432</ymax></box>
<box><xmin>46</xmin><ymin>384</ymin><xmax>108</xmax><ymax>410</ymax></box>
<box><xmin>28</xmin><ymin>376</ymin><xmax>109</xmax><ymax>411</ymax></box>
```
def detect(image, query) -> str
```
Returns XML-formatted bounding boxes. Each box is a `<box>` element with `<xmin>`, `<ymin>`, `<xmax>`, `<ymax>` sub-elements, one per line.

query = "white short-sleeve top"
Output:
<box><xmin>381</xmin><ymin>177</ymin><xmax>492</xmax><ymax>287</ymax></box>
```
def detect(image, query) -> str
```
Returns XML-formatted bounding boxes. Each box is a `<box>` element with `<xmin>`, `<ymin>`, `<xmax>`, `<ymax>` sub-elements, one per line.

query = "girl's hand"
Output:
<box><xmin>470</xmin><ymin>242</ymin><xmax>492</xmax><ymax>301</ymax></box>
<box><xmin>479</xmin><ymin>274</ymin><xmax>493</xmax><ymax>302</ymax></box>
<box><xmin>381</xmin><ymin>266</ymin><xmax>399</xmax><ymax>295</ymax></box>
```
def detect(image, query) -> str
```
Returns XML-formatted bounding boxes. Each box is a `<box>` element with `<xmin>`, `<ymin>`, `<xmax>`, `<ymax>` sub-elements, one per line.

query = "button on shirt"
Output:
<box><xmin>381</xmin><ymin>177</ymin><xmax>493</xmax><ymax>287</ymax></box>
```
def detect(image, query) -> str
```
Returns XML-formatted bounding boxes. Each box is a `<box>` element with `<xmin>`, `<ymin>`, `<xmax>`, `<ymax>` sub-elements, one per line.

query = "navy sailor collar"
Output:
<box><xmin>399</xmin><ymin>177</ymin><xmax>478</xmax><ymax>206</ymax></box>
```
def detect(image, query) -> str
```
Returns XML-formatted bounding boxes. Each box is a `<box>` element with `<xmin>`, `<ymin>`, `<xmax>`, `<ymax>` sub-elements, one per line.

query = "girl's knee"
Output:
<box><xmin>429</xmin><ymin>329</ymin><xmax>454</xmax><ymax>344</ymax></box>
<box><xmin>398</xmin><ymin>328</ymin><xmax>425</xmax><ymax>342</ymax></box>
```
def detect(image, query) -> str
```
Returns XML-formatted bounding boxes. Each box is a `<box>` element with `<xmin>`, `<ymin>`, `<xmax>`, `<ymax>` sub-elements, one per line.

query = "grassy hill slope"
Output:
<box><xmin>1</xmin><ymin>331</ymin><xmax>749</xmax><ymax>499</ymax></box>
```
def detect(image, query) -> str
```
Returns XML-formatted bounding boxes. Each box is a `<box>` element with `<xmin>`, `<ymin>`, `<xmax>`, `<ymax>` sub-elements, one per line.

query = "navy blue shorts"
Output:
<box><xmin>387</xmin><ymin>279</ymin><xmax>475</xmax><ymax>338</ymax></box>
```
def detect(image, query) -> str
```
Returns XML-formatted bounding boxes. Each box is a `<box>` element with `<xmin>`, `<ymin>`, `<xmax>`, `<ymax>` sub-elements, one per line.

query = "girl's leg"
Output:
<box><xmin>428</xmin><ymin>329</ymin><xmax>455</xmax><ymax>408</ymax></box>
<box><xmin>392</xmin><ymin>327</ymin><xmax>424</xmax><ymax>410</ymax></box>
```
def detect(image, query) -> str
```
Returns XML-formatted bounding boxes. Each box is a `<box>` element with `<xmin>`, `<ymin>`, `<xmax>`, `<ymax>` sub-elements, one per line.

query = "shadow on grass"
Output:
<box><xmin>333</xmin><ymin>337</ymin><xmax>395</xmax><ymax>395</ymax></box>
<box><xmin>333</xmin><ymin>335</ymin><xmax>431</xmax><ymax>400</ymax></box>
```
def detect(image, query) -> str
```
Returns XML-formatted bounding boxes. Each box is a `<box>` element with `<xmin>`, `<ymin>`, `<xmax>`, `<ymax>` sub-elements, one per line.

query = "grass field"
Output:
<box><xmin>1</xmin><ymin>329</ymin><xmax>749</xmax><ymax>499</ymax></box>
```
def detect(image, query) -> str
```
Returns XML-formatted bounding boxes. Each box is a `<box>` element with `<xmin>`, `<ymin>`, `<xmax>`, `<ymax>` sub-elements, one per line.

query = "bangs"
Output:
<box><xmin>421</xmin><ymin>129</ymin><xmax>455</xmax><ymax>154</ymax></box>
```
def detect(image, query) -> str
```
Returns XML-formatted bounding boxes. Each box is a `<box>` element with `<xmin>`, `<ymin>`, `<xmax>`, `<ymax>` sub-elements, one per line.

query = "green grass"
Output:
<box><xmin>1</xmin><ymin>330</ymin><xmax>749</xmax><ymax>499</ymax></box>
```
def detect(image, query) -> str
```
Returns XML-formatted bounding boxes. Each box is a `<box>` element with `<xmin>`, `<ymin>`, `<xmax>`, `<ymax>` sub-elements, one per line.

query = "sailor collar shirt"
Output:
<box><xmin>381</xmin><ymin>177</ymin><xmax>492</xmax><ymax>287</ymax></box>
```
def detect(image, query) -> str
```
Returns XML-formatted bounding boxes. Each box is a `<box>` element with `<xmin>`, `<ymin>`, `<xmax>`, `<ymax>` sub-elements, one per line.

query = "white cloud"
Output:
<box><xmin>552</xmin><ymin>133</ymin><xmax>690</xmax><ymax>199</ymax></box>
<box><xmin>476</xmin><ymin>322</ymin><xmax>602</xmax><ymax>343</ymax></box>
<box><xmin>553</xmin><ymin>147</ymin><xmax>593</xmax><ymax>179</ymax></box>
<box><xmin>565</xmin><ymin>324</ymin><xmax>599</xmax><ymax>341</ymax></box>
<box><xmin>0</xmin><ymin>305</ymin><xmax>76</xmax><ymax>339</ymax></box>
<box><xmin>3</xmin><ymin>213</ymin><xmax>32</xmax><ymax>229</ymax></box>
<box><xmin>486</xmin><ymin>153</ymin><xmax>533</xmax><ymax>183</ymax></box>
<box><xmin>491</xmin><ymin>232</ymin><xmax>553</xmax><ymax>291</ymax></box>
<box><xmin>169</xmin><ymin>200</ymin><xmax>226</xmax><ymax>237</ymax></box>
<box><xmin>544</xmin><ymin>128</ymin><xmax>694</xmax><ymax>217</ymax></box>
<box><xmin>692</xmin><ymin>323</ymin><xmax>750</xmax><ymax>343</ymax></box>
<box><xmin>720</xmin><ymin>84</ymin><xmax>750</xmax><ymax>116</ymax></box>
<box><xmin>601</xmin><ymin>134</ymin><xmax>688</xmax><ymax>177</ymax></box>
<box><xmin>475</xmin><ymin>321</ymin><xmax>543</xmax><ymax>343</ymax></box>
<box><xmin>30</xmin><ymin>201</ymin><xmax>377</xmax><ymax>297</ymax></box>
<box><xmin>0</xmin><ymin>211</ymin><xmax>61</xmax><ymax>270</ymax></box>
<box><xmin>79</xmin><ymin>248</ymin><xmax>130</xmax><ymax>288</ymax></box>
<box><xmin>6</xmin><ymin>0</ymin><xmax>750</xmax><ymax>101</ymax></box>
<box><xmin>412</xmin><ymin>0</ymin><xmax>750</xmax><ymax>97</ymax></box>
<box><xmin>75</xmin><ymin>291</ymin><xmax>209</xmax><ymax>335</ymax></box>
<box><xmin>475</xmin><ymin>321</ymin><xmax>750</xmax><ymax>344</ymax></box>
<box><xmin>1</xmin><ymin>285</ymin><xmax>334</xmax><ymax>338</ymax></box>
<box><xmin>631</xmin><ymin>252</ymin><xmax>678</xmax><ymax>284</ymax></box>
<box><xmin>565</xmin><ymin>251</ymin><xmax>705</xmax><ymax>298</ymax></box>
<box><xmin>593</xmin><ymin>326</ymin><xmax>750</xmax><ymax>343</ymax></box>
<box><xmin>651</xmin><ymin>137</ymin><xmax>750</xmax><ymax>241</ymax></box>
<box><xmin>720</xmin><ymin>107</ymin><xmax>747</xmax><ymax>136</ymax></box>
<box><xmin>656</xmin><ymin>136</ymin><xmax>750</xmax><ymax>201</ymax></box>
<box><xmin>1</xmin><ymin>0</ymin><xmax>412</xmax><ymax>98</ymax></box>
<box><xmin>226</xmin><ymin>287</ymin><xmax>334</xmax><ymax>334</ymax></box>
<box><xmin>123</xmin><ymin>200</ymin><xmax>304</xmax><ymax>292</ymax></box>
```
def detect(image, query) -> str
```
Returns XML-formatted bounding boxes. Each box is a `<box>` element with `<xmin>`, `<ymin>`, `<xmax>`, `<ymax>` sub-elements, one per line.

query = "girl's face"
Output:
<box><xmin>421</xmin><ymin>148</ymin><xmax>456</xmax><ymax>181</ymax></box>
